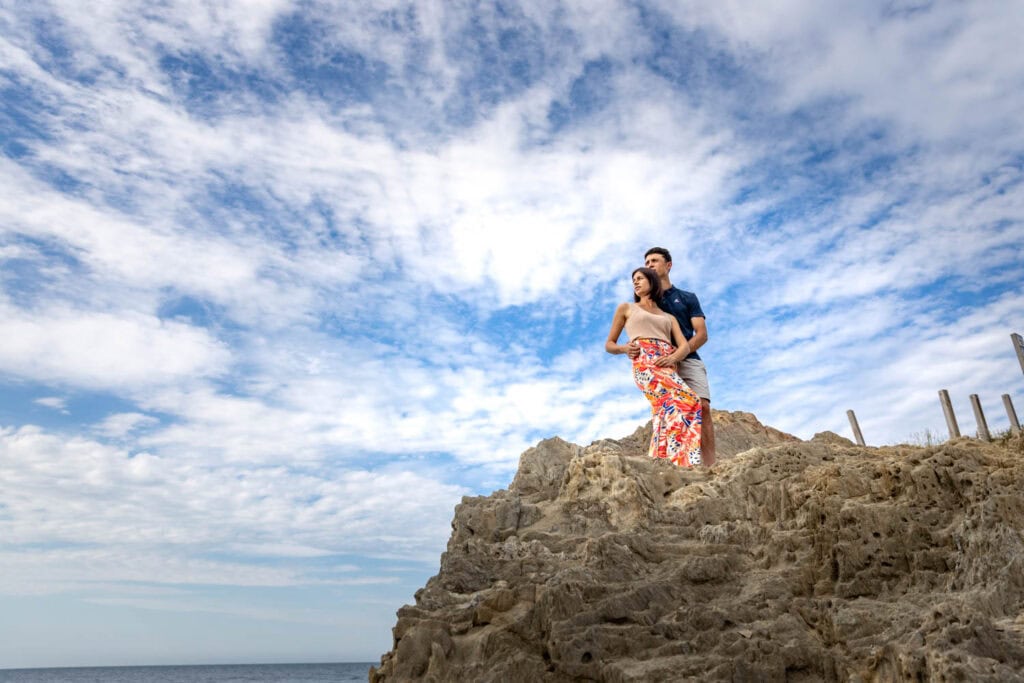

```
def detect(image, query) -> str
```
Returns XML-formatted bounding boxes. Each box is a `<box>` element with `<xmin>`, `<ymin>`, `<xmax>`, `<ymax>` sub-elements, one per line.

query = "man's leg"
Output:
<box><xmin>700</xmin><ymin>399</ymin><xmax>716</xmax><ymax>467</ymax></box>
<box><xmin>676</xmin><ymin>358</ymin><xmax>715</xmax><ymax>467</ymax></box>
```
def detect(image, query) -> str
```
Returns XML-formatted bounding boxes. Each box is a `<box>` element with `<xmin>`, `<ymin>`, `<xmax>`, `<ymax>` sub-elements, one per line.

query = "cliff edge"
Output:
<box><xmin>371</xmin><ymin>411</ymin><xmax>1024</xmax><ymax>681</ymax></box>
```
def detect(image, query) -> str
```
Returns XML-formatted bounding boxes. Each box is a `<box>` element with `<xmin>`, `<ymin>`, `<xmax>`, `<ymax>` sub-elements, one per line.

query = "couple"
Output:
<box><xmin>605</xmin><ymin>247</ymin><xmax>716</xmax><ymax>468</ymax></box>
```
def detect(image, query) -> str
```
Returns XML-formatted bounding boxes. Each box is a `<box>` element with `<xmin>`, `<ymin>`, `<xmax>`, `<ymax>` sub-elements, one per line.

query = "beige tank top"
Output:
<box><xmin>624</xmin><ymin>303</ymin><xmax>674</xmax><ymax>344</ymax></box>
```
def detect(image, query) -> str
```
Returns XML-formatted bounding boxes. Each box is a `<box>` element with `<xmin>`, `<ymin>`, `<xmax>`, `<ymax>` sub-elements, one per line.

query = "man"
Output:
<box><xmin>633</xmin><ymin>246</ymin><xmax>716</xmax><ymax>466</ymax></box>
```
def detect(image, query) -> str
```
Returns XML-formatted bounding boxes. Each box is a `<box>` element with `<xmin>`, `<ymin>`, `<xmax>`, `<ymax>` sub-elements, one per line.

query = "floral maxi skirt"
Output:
<box><xmin>632</xmin><ymin>338</ymin><xmax>702</xmax><ymax>467</ymax></box>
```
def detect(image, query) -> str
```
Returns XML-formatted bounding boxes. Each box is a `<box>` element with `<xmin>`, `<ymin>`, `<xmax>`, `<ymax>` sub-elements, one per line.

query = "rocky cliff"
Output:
<box><xmin>371</xmin><ymin>411</ymin><xmax>1024</xmax><ymax>681</ymax></box>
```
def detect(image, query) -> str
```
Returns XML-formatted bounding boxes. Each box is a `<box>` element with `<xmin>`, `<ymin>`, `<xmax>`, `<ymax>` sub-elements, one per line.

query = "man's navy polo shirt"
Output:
<box><xmin>657</xmin><ymin>285</ymin><xmax>705</xmax><ymax>361</ymax></box>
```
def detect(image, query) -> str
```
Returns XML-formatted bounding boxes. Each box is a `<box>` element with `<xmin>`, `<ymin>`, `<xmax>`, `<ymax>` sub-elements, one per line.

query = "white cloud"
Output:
<box><xmin>0</xmin><ymin>244</ymin><xmax>29</xmax><ymax>259</ymax></box>
<box><xmin>0</xmin><ymin>423</ymin><xmax>467</xmax><ymax>596</ymax></box>
<box><xmin>2</xmin><ymin>2</ymin><xmax>746</xmax><ymax>313</ymax></box>
<box><xmin>0</xmin><ymin>548</ymin><xmax>308</xmax><ymax>594</ymax></box>
<box><xmin>93</xmin><ymin>412</ymin><xmax>159</xmax><ymax>438</ymax></box>
<box><xmin>228</xmin><ymin>543</ymin><xmax>349</xmax><ymax>559</ymax></box>
<box><xmin>0</xmin><ymin>302</ymin><xmax>231</xmax><ymax>390</ymax></box>
<box><xmin>0</xmin><ymin>0</ymin><xmax>1017</xmax><ymax>456</ymax></box>
<box><xmin>669</xmin><ymin>0</ymin><xmax>1024</xmax><ymax>149</ymax></box>
<box><xmin>714</xmin><ymin>289</ymin><xmax>1024</xmax><ymax>444</ymax></box>
<box><xmin>33</xmin><ymin>396</ymin><xmax>68</xmax><ymax>412</ymax></box>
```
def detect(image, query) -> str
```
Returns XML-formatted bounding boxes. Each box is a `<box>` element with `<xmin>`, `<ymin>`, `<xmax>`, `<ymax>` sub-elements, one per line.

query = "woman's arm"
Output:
<box><xmin>605</xmin><ymin>303</ymin><xmax>631</xmax><ymax>355</ymax></box>
<box><xmin>653</xmin><ymin>317</ymin><xmax>691</xmax><ymax>367</ymax></box>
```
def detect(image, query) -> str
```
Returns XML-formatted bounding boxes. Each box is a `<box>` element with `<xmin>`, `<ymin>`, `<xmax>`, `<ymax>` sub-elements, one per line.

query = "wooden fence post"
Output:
<box><xmin>969</xmin><ymin>394</ymin><xmax>991</xmax><ymax>441</ymax></box>
<box><xmin>1004</xmin><ymin>394</ymin><xmax>1021</xmax><ymax>436</ymax></box>
<box><xmin>938</xmin><ymin>389</ymin><xmax>960</xmax><ymax>439</ymax></box>
<box><xmin>847</xmin><ymin>409</ymin><xmax>866</xmax><ymax>446</ymax></box>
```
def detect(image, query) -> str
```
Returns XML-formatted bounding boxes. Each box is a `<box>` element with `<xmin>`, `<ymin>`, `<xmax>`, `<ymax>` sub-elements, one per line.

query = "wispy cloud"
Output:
<box><xmin>93</xmin><ymin>411</ymin><xmax>159</xmax><ymax>438</ymax></box>
<box><xmin>0</xmin><ymin>301</ymin><xmax>231</xmax><ymax>389</ymax></box>
<box><xmin>33</xmin><ymin>396</ymin><xmax>68</xmax><ymax>412</ymax></box>
<box><xmin>0</xmin><ymin>425</ymin><xmax>465</xmax><ymax>560</ymax></box>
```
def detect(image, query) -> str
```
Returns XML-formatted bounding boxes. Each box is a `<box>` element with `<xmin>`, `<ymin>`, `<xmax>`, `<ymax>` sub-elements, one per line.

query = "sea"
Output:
<box><xmin>0</xmin><ymin>663</ymin><xmax>376</xmax><ymax>682</ymax></box>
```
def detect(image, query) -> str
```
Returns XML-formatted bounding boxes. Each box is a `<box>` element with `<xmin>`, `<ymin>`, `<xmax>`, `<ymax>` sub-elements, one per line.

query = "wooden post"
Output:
<box><xmin>847</xmin><ymin>409</ymin><xmax>866</xmax><ymax>446</ymax></box>
<box><xmin>1004</xmin><ymin>394</ymin><xmax>1021</xmax><ymax>435</ymax></box>
<box><xmin>938</xmin><ymin>389</ymin><xmax>960</xmax><ymax>439</ymax></box>
<box><xmin>969</xmin><ymin>394</ymin><xmax>991</xmax><ymax>441</ymax></box>
<box><xmin>1013</xmin><ymin>333</ymin><xmax>1024</xmax><ymax>376</ymax></box>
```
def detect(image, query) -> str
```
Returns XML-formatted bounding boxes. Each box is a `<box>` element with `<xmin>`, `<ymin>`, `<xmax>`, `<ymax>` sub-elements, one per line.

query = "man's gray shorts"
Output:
<box><xmin>677</xmin><ymin>358</ymin><xmax>711</xmax><ymax>401</ymax></box>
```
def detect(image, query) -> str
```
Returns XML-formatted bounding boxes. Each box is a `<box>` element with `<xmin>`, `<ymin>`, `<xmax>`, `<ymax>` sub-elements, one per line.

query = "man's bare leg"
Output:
<box><xmin>701</xmin><ymin>399</ymin><xmax>716</xmax><ymax>467</ymax></box>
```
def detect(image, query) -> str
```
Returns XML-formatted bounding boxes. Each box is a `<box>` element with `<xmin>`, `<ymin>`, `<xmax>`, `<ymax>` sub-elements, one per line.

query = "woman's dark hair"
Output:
<box><xmin>631</xmin><ymin>267</ymin><xmax>662</xmax><ymax>302</ymax></box>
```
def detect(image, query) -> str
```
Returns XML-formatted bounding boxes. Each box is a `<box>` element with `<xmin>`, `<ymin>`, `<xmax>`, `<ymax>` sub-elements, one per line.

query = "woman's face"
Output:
<box><xmin>632</xmin><ymin>272</ymin><xmax>651</xmax><ymax>297</ymax></box>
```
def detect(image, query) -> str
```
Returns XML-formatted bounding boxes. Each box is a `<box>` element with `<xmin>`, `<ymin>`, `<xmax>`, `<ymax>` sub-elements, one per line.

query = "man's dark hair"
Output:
<box><xmin>644</xmin><ymin>246</ymin><xmax>672</xmax><ymax>263</ymax></box>
<box><xmin>631</xmin><ymin>267</ymin><xmax>662</xmax><ymax>303</ymax></box>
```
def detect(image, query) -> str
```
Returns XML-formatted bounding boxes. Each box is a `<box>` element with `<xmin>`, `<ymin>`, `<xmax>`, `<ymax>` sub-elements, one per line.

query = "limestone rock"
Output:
<box><xmin>371</xmin><ymin>411</ymin><xmax>1024</xmax><ymax>682</ymax></box>
<box><xmin>710</xmin><ymin>409</ymin><xmax>801</xmax><ymax>459</ymax></box>
<box><xmin>810</xmin><ymin>430</ymin><xmax>855</xmax><ymax>446</ymax></box>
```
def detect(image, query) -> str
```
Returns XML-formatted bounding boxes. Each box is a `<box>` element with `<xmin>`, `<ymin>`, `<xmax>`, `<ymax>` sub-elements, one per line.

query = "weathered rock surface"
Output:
<box><xmin>712</xmin><ymin>409</ymin><xmax>802</xmax><ymax>458</ymax></box>
<box><xmin>371</xmin><ymin>412</ymin><xmax>1024</xmax><ymax>682</ymax></box>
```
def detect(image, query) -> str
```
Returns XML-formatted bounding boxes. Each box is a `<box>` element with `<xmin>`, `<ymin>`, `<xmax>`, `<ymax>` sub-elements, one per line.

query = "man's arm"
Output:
<box><xmin>689</xmin><ymin>316</ymin><xmax>707</xmax><ymax>353</ymax></box>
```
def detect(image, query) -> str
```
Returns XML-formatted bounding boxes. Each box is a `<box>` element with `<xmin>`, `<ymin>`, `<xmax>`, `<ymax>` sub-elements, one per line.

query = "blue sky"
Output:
<box><xmin>1</xmin><ymin>0</ymin><xmax>1023</xmax><ymax>669</ymax></box>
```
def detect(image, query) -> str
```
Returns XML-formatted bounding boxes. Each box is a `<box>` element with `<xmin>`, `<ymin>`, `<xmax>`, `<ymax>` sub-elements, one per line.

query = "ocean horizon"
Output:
<box><xmin>0</xmin><ymin>662</ymin><xmax>376</xmax><ymax>682</ymax></box>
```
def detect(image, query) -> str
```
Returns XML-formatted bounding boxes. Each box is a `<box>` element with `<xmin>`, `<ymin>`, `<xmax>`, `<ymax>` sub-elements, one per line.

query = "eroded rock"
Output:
<box><xmin>371</xmin><ymin>412</ymin><xmax>1024</xmax><ymax>682</ymax></box>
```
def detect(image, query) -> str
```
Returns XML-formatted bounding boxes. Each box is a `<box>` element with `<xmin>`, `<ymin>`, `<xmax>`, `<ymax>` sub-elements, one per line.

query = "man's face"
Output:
<box><xmin>644</xmin><ymin>253</ymin><xmax>671</xmax><ymax>278</ymax></box>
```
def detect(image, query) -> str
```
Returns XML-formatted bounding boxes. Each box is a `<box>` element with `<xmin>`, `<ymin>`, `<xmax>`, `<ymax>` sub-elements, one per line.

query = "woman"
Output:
<box><xmin>605</xmin><ymin>267</ymin><xmax>702</xmax><ymax>467</ymax></box>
